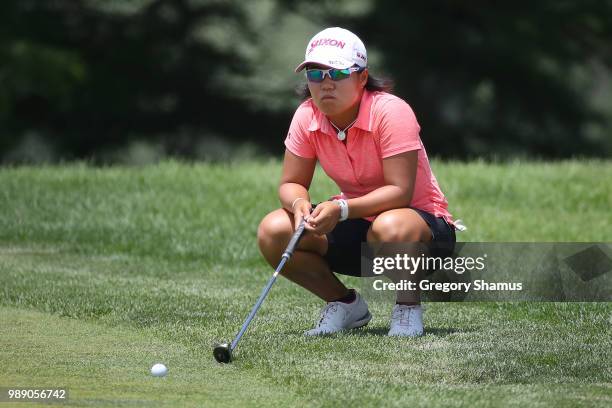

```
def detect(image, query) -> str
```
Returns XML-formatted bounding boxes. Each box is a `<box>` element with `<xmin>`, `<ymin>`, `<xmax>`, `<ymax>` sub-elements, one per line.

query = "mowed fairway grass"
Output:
<box><xmin>0</xmin><ymin>160</ymin><xmax>610</xmax><ymax>407</ymax></box>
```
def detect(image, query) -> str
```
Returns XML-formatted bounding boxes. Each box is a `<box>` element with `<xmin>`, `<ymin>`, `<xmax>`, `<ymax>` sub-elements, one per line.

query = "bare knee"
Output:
<box><xmin>257</xmin><ymin>210</ymin><xmax>292</xmax><ymax>257</ymax></box>
<box><xmin>369</xmin><ymin>212</ymin><xmax>425</xmax><ymax>242</ymax></box>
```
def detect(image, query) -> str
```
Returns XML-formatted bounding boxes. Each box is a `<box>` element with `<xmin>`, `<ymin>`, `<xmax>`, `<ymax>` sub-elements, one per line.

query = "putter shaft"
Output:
<box><xmin>229</xmin><ymin>220</ymin><xmax>306</xmax><ymax>352</ymax></box>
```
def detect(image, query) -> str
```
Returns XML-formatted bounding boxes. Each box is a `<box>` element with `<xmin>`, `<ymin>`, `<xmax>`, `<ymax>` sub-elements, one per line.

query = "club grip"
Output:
<box><xmin>282</xmin><ymin>219</ymin><xmax>306</xmax><ymax>259</ymax></box>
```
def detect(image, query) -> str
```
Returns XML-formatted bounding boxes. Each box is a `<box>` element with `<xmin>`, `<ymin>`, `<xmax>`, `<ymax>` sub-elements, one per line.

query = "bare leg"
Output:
<box><xmin>367</xmin><ymin>209</ymin><xmax>432</xmax><ymax>305</ymax></box>
<box><xmin>257</xmin><ymin>209</ymin><xmax>348</xmax><ymax>302</ymax></box>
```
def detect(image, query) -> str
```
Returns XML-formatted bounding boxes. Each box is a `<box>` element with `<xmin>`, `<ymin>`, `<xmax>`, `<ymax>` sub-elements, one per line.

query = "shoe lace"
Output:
<box><xmin>392</xmin><ymin>306</ymin><xmax>413</xmax><ymax>326</ymax></box>
<box><xmin>317</xmin><ymin>302</ymin><xmax>343</xmax><ymax>327</ymax></box>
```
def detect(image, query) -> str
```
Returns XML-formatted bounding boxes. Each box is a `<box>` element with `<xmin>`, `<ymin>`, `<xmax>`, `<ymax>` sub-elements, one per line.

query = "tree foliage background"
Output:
<box><xmin>1</xmin><ymin>0</ymin><xmax>611</xmax><ymax>163</ymax></box>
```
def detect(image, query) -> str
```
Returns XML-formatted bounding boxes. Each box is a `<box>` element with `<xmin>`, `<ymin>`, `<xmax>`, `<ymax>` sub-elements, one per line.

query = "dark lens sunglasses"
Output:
<box><xmin>305</xmin><ymin>66</ymin><xmax>364</xmax><ymax>83</ymax></box>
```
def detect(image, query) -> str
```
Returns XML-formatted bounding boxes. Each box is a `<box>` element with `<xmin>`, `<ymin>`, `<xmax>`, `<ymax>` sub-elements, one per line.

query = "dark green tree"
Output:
<box><xmin>0</xmin><ymin>0</ymin><xmax>273</xmax><ymax>161</ymax></box>
<box><xmin>1</xmin><ymin>0</ymin><xmax>611</xmax><ymax>161</ymax></box>
<box><xmin>325</xmin><ymin>0</ymin><xmax>612</xmax><ymax>158</ymax></box>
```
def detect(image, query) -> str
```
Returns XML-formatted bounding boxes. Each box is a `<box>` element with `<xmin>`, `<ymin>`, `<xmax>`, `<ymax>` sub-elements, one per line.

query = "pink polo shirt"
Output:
<box><xmin>284</xmin><ymin>90</ymin><xmax>453</xmax><ymax>224</ymax></box>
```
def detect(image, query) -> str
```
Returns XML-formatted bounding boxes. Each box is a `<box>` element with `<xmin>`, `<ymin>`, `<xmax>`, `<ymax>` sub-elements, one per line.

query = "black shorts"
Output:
<box><xmin>321</xmin><ymin>207</ymin><xmax>456</xmax><ymax>277</ymax></box>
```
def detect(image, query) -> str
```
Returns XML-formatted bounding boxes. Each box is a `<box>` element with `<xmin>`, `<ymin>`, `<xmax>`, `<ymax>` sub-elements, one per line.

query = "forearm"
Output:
<box><xmin>346</xmin><ymin>185</ymin><xmax>412</xmax><ymax>219</ymax></box>
<box><xmin>279</xmin><ymin>182</ymin><xmax>310</xmax><ymax>212</ymax></box>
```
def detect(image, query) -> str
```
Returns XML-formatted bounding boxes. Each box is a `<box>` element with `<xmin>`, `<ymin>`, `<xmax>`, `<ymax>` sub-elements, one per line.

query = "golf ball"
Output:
<box><xmin>150</xmin><ymin>363</ymin><xmax>168</xmax><ymax>377</ymax></box>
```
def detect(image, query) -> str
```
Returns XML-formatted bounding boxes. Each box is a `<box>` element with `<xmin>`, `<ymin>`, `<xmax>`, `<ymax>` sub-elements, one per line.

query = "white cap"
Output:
<box><xmin>294</xmin><ymin>27</ymin><xmax>367</xmax><ymax>72</ymax></box>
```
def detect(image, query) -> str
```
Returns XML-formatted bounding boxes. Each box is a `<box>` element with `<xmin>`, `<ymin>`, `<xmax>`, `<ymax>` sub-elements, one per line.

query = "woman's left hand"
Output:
<box><xmin>305</xmin><ymin>201</ymin><xmax>341</xmax><ymax>234</ymax></box>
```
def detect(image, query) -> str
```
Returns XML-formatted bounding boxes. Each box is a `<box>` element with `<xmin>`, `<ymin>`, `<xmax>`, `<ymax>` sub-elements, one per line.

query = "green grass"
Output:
<box><xmin>0</xmin><ymin>160</ymin><xmax>611</xmax><ymax>407</ymax></box>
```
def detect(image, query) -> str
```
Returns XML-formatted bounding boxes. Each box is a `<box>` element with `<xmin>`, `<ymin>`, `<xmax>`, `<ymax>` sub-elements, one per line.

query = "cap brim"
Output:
<box><xmin>294</xmin><ymin>57</ymin><xmax>354</xmax><ymax>73</ymax></box>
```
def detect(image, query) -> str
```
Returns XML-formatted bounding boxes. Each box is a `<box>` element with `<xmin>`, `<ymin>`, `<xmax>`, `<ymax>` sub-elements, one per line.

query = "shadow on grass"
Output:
<box><xmin>353</xmin><ymin>326</ymin><xmax>465</xmax><ymax>337</ymax></box>
<box><xmin>284</xmin><ymin>326</ymin><xmax>467</xmax><ymax>337</ymax></box>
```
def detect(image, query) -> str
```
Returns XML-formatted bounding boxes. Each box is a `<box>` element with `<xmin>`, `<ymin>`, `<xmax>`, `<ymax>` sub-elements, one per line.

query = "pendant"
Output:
<box><xmin>337</xmin><ymin>130</ymin><xmax>346</xmax><ymax>141</ymax></box>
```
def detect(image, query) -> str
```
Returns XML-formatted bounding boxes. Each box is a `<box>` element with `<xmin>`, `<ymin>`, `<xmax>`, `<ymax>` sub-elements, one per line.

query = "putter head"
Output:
<box><xmin>213</xmin><ymin>343</ymin><xmax>232</xmax><ymax>364</ymax></box>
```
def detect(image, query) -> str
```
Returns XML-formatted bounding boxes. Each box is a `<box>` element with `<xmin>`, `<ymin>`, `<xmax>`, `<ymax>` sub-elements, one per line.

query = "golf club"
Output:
<box><xmin>214</xmin><ymin>218</ymin><xmax>307</xmax><ymax>363</ymax></box>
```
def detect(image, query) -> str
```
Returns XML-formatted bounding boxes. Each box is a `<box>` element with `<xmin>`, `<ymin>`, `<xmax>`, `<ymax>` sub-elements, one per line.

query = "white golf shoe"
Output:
<box><xmin>304</xmin><ymin>291</ymin><xmax>372</xmax><ymax>336</ymax></box>
<box><xmin>388</xmin><ymin>304</ymin><xmax>424</xmax><ymax>337</ymax></box>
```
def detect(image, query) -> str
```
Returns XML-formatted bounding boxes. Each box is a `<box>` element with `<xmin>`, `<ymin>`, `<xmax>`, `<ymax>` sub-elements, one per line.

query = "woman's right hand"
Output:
<box><xmin>292</xmin><ymin>198</ymin><xmax>312</xmax><ymax>230</ymax></box>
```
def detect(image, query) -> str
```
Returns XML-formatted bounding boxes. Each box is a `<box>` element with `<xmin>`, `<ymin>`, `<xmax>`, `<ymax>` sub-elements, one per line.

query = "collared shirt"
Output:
<box><xmin>284</xmin><ymin>90</ymin><xmax>453</xmax><ymax>223</ymax></box>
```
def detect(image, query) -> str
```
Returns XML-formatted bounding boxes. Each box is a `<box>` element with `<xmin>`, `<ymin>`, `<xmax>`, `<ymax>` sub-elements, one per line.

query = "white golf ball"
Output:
<box><xmin>150</xmin><ymin>363</ymin><xmax>168</xmax><ymax>377</ymax></box>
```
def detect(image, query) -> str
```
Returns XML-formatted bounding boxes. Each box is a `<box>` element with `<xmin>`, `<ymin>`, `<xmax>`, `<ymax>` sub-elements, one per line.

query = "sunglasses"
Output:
<box><xmin>305</xmin><ymin>66</ymin><xmax>364</xmax><ymax>83</ymax></box>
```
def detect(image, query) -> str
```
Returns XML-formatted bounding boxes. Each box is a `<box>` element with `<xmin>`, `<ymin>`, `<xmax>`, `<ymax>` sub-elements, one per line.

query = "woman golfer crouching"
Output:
<box><xmin>258</xmin><ymin>27</ymin><xmax>457</xmax><ymax>337</ymax></box>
